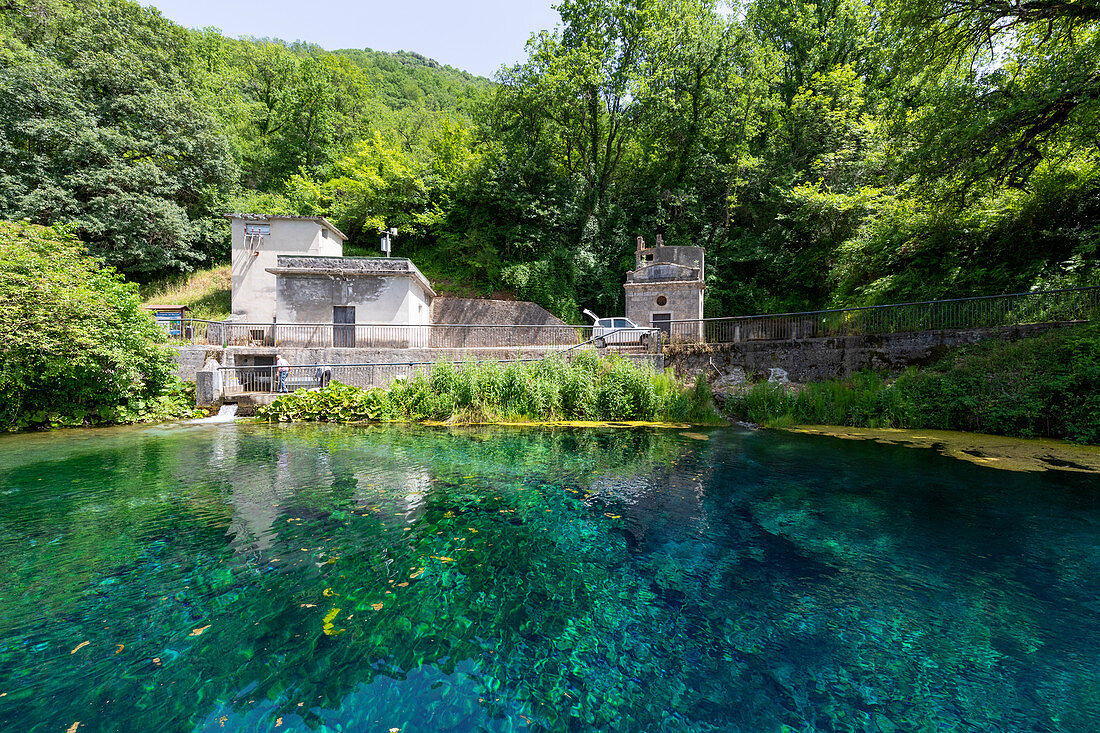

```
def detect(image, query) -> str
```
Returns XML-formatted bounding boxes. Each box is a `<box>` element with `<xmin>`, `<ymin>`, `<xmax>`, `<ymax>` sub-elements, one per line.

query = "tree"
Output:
<box><xmin>0</xmin><ymin>0</ymin><xmax>236</xmax><ymax>278</ymax></box>
<box><xmin>0</xmin><ymin>221</ymin><xmax>189</xmax><ymax>429</ymax></box>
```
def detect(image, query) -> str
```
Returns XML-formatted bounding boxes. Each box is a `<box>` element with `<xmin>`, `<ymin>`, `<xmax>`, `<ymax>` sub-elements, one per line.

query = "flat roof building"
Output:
<box><xmin>228</xmin><ymin>214</ymin><xmax>347</xmax><ymax>323</ymax></box>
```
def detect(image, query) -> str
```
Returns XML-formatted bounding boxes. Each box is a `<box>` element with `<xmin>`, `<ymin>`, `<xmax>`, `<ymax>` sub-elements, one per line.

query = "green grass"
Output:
<box><xmin>724</xmin><ymin>321</ymin><xmax>1100</xmax><ymax>444</ymax></box>
<box><xmin>139</xmin><ymin>265</ymin><xmax>231</xmax><ymax>321</ymax></box>
<box><xmin>259</xmin><ymin>353</ymin><xmax>723</xmax><ymax>425</ymax></box>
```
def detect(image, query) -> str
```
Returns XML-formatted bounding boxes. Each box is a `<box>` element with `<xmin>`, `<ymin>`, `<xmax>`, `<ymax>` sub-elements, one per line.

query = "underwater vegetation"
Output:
<box><xmin>0</xmin><ymin>423</ymin><xmax>1097</xmax><ymax>731</ymax></box>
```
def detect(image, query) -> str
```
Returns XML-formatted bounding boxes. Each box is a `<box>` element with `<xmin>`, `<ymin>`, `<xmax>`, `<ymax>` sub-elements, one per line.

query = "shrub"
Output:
<box><xmin>0</xmin><ymin>221</ymin><xmax>197</xmax><ymax>430</ymax></box>
<box><xmin>723</xmin><ymin>321</ymin><xmax>1100</xmax><ymax>443</ymax></box>
<box><xmin>258</xmin><ymin>355</ymin><xmax>724</xmax><ymax>425</ymax></box>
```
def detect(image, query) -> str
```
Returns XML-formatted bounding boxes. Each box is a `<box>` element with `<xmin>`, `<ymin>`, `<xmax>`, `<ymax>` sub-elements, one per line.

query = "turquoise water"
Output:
<box><xmin>0</xmin><ymin>423</ymin><xmax>1098</xmax><ymax>732</ymax></box>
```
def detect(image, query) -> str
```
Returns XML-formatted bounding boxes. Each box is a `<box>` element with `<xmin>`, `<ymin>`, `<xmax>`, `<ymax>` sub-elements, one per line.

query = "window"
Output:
<box><xmin>613</xmin><ymin>318</ymin><xmax>631</xmax><ymax>328</ymax></box>
<box><xmin>598</xmin><ymin>319</ymin><xmax>614</xmax><ymax>328</ymax></box>
<box><xmin>656</xmin><ymin>295</ymin><xmax>667</xmax><ymax>306</ymax></box>
<box><xmin>244</xmin><ymin>223</ymin><xmax>270</xmax><ymax>236</ymax></box>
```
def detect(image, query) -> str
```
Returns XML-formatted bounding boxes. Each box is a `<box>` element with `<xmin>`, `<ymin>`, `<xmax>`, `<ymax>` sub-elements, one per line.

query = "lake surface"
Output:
<box><xmin>0</xmin><ymin>423</ymin><xmax>1098</xmax><ymax>732</ymax></box>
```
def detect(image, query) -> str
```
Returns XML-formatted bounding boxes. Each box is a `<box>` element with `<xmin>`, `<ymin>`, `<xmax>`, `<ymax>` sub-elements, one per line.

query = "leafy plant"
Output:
<box><xmin>258</xmin><ymin>355</ymin><xmax>723</xmax><ymax>425</ymax></box>
<box><xmin>0</xmin><ymin>222</ymin><xmax>200</xmax><ymax>430</ymax></box>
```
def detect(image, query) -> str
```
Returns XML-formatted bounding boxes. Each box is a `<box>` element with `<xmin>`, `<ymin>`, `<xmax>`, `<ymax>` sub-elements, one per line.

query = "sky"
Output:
<box><xmin>144</xmin><ymin>0</ymin><xmax>561</xmax><ymax>79</ymax></box>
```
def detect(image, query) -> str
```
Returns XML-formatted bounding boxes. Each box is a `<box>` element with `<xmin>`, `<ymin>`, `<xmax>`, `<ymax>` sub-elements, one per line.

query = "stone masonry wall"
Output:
<box><xmin>666</xmin><ymin>323</ymin><xmax>1072</xmax><ymax>383</ymax></box>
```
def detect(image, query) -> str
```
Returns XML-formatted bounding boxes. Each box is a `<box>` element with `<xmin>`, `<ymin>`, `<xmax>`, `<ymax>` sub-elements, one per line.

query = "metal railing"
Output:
<box><xmin>164</xmin><ymin>320</ymin><xmax>663</xmax><ymax>353</ymax></box>
<box><xmin>221</xmin><ymin>363</ymin><xmax>441</xmax><ymax>395</ymax></box>
<box><xmin>219</xmin><ymin>335</ymin><xmax>663</xmax><ymax>396</ymax></box>
<box><xmin>166</xmin><ymin>322</ymin><xmax>587</xmax><ymax>349</ymax></box>
<box><xmin>667</xmin><ymin>286</ymin><xmax>1100</xmax><ymax>345</ymax></box>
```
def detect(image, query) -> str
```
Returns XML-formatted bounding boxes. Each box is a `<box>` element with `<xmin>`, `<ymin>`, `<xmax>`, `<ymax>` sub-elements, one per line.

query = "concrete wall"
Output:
<box><xmin>230</xmin><ymin>218</ymin><xmax>343</xmax><ymax>322</ymax></box>
<box><xmin>666</xmin><ymin>323</ymin><xmax>1070</xmax><ymax>383</ymax></box>
<box><xmin>432</xmin><ymin>298</ymin><xmax>567</xmax><ymax>326</ymax></box>
<box><xmin>172</xmin><ymin>345</ymin><xmax>570</xmax><ymax>382</ymax></box>
<box><xmin>274</xmin><ymin>274</ymin><xmax>430</xmax><ymax>325</ymax></box>
<box><xmin>171</xmin><ymin>344</ymin><xmax>662</xmax><ymax>385</ymax></box>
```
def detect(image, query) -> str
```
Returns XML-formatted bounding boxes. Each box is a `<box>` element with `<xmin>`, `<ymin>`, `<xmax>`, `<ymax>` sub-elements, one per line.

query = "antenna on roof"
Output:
<box><xmin>380</xmin><ymin>227</ymin><xmax>397</xmax><ymax>257</ymax></box>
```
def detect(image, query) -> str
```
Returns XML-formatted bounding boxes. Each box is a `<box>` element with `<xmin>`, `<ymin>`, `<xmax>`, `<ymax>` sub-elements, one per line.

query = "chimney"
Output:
<box><xmin>655</xmin><ymin>233</ymin><xmax>664</xmax><ymax>247</ymax></box>
<box><xmin>636</xmin><ymin>236</ymin><xmax>646</xmax><ymax>252</ymax></box>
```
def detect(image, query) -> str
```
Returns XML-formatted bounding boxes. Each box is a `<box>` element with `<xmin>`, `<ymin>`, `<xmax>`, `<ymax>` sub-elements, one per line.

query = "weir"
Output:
<box><xmin>189</xmin><ymin>403</ymin><xmax>239</xmax><ymax>423</ymax></box>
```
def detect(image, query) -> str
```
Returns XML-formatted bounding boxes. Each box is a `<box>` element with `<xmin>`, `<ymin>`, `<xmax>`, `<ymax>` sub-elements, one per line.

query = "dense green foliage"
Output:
<box><xmin>2</xmin><ymin>0</ymin><xmax>1097</xmax><ymax>314</ymax></box>
<box><xmin>0</xmin><ymin>221</ymin><xmax>199</xmax><ymax>429</ymax></box>
<box><xmin>724</xmin><ymin>322</ymin><xmax>1100</xmax><ymax>443</ymax></box>
<box><xmin>259</xmin><ymin>353</ymin><xmax>720</xmax><ymax>424</ymax></box>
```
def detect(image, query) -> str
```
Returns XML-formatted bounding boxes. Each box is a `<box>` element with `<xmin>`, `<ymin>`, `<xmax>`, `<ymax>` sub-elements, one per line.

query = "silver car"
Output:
<box><xmin>592</xmin><ymin>317</ymin><xmax>653</xmax><ymax>347</ymax></box>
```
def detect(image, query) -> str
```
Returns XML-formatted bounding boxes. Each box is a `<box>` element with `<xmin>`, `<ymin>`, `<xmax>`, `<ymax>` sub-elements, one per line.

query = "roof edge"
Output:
<box><xmin>225</xmin><ymin>213</ymin><xmax>348</xmax><ymax>241</ymax></box>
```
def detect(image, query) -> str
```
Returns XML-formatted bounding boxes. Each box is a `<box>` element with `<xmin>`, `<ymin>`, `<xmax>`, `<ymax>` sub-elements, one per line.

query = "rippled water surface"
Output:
<box><xmin>1</xmin><ymin>423</ymin><xmax>1098</xmax><ymax>732</ymax></box>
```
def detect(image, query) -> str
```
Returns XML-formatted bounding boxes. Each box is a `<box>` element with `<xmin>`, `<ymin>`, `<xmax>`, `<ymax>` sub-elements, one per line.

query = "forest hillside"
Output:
<box><xmin>2</xmin><ymin>0</ymin><xmax>1097</xmax><ymax>321</ymax></box>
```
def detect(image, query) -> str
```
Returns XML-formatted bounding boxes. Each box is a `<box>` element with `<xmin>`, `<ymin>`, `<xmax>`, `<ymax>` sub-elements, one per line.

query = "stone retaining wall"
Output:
<box><xmin>172</xmin><ymin>346</ymin><xmax>662</xmax><ymax>384</ymax></box>
<box><xmin>666</xmin><ymin>322</ymin><xmax>1073</xmax><ymax>383</ymax></box>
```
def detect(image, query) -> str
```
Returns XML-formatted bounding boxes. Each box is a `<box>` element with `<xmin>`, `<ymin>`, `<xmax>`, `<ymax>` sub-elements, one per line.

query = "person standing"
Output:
<box><xmin>276</xmin><ymin>354</ymin><xmax>290</xmax><ymax>392</ymax></box>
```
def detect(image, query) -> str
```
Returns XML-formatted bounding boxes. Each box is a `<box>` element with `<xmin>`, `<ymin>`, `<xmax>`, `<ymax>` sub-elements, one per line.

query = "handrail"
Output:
<box><xmin>670</xmin><ymin>285</ymin><xmax>1100</xmax><ymax>324</ymax></box>
<box><xmin>665</xmin><ymin>286</ymin><xmax>1100</xmax><ymax>345</ymax></box>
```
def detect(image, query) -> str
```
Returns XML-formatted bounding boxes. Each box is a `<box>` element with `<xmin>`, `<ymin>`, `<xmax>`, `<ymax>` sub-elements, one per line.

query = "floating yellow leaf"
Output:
<box><xmin>431</xmin><ymin>556</ymin><xmax>454</xmax><ymax>563</ymax></box>
<box><xmin>66</xmin><ymin>723</ymin><xmax>80</xmax><ymax>733</ymax></box>
<box><xmin>70</xmin><ymin>641</ymin><xmax>89</xmax><ymax>654</ymax></box>
<box><xmin>397</xmin><ymin>582</ymin><xmax>409</xmax><ymax>587</ymax></box>
<box><xmin>322</xmin><ymin>607</ymin><xmax>345</xmax><ymax>636</ymax></box>
<box><xmin>371</xmin><ymin>602</ymin><xmax>384</xmax><ymax>611</ymax></box>
<box><xmin>190</xmin><ymin>625</ymin><xmax>210</xmax><ymax>636</ymax></box>
<box><xmin>275</xmin><ymin>717</ymin><xmax>282</xmax><ymax>727</ymax></box>
<box><xmin>114</xmin><ymin>644</ymin><xmax>124</xmax><ymax>654</ymax></box>
<box><xmin>409</xmin><ymin>568</ymin><xmax>424</xmax><ymax>579</ymax></box>
<box><xmin>300</xmin><ymin>603</ymin><xmax>317</xmax><ymax>608</ymax></box>
<box><xmin>323</xmin><ymin>588</ymin><xmax>339</xmax><ymax>597</ymax></box>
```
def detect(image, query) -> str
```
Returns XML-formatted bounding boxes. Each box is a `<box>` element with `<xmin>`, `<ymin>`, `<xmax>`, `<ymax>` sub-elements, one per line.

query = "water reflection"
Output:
<box><xmin>0</xmin><ymin>423</ymin><xmax>1097</xmax><ymax>731</ymax></box>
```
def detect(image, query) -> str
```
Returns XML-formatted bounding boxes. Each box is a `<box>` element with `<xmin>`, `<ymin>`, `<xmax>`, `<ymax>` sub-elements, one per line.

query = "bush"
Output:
<box><xmin>0</xmin><ymin>221</ymin><xmax>198</xmax><ymax>430</ymax></box>
<box><xmin>724</xmin><ymin>321</ymin><xmax>1100</xmax><ymax>443</ymax></box>
<box><xmin>258</xmin><ymin>355</ymin><xmax>724</xmax><ymax>425</ymax></box>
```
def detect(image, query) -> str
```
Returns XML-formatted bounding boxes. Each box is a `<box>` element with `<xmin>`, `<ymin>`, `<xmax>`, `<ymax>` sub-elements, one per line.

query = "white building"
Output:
<box><xmin>229</xmin><ymin>214</ymin><xmax>347</xmax><ymax>323</ymax></box>
<box><xmin>227</xmin><ymin>214</ymin><xmax>435</xmax><ymax>337</ymax></box>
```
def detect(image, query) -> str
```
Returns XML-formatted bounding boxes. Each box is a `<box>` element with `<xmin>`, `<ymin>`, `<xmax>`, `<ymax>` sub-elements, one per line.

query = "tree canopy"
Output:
<box><xmin>1</xmin><ymin>0</ymin><xmax>1096</xmax><ymax>317</ymax></box>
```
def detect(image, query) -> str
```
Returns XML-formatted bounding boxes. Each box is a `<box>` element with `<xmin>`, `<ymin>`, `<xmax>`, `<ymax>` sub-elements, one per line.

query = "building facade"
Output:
<box><xmin>267</xmin><ymin>256</ymin><xmax>435</xmax><ymax>347</ymax></box>
<box><xmin>624</xmin><ymin>237</ymin><xmax>705</xmax><ymax>336</ymax></box>
<box><xmin>229</xmin><ymin>214</ymin><xmax>347</xmax><ymax>323</ymax></box>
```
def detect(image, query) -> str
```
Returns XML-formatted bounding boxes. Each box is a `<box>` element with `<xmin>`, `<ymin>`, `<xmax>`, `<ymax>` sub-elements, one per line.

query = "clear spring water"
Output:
<box><xmin>0</xmin><ymin>423</ymin><xmax>1098</xmax><ymax>732</ymax></box>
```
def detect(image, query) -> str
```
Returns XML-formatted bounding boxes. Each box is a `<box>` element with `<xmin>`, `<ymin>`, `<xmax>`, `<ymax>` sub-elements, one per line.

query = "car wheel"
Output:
<box><xmin>594</xmin><ymin>337</ymin><xmax>607</xmax><ymax>349</ymax></box>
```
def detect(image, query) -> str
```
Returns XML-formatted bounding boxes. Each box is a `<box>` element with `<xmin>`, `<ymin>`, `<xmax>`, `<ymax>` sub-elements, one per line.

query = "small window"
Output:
<box><xmin>598</xmin><ymin>319</ymin><xmax>613</xmax><ymax>327</ymax></box>
<box><xmin>613</xmin><ymin>318</ymin><xmax>630</xmax><ymax>328</ymax></box>
<box><xmin>656</xmin><ymin>295</ymin><xmax>667</xmax><ymax>306</ymax></box>
<box><xmin>244</xmin><ymin>223</ymin><xmax>269</xmax><ymax>236</ymax></box>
